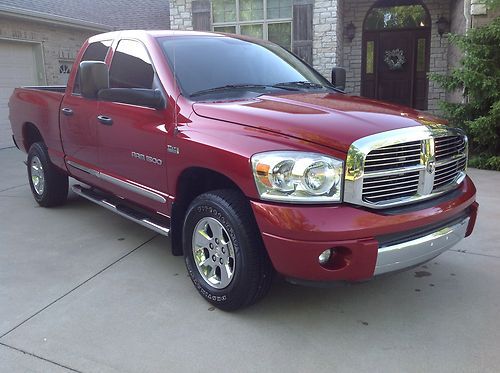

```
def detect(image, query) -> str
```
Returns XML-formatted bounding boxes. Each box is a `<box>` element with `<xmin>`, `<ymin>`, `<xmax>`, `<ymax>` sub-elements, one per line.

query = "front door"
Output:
<box><xmin>97</xmin><ymin>39</ymin><xmax>171</xmax><ymax>212</ymax></box>
<box><xmin>361</xmin><ymin>2</ymin><xmax>431</xmax><ymax>110</ymax></box>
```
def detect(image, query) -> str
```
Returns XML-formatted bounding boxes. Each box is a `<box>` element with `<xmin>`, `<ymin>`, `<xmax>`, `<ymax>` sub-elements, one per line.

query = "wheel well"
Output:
<box><xmin>22</xmin><ymin>123</ymin><xmax>43</xmax><ymax>151</ymax></box>
<box><xmin>170</xmin><ymin>167</ymin><xmax>244</xmax><ymax>256</ymax></box>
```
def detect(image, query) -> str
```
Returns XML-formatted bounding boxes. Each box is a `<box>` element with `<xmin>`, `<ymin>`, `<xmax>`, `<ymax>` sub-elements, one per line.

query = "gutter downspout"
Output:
<box><xmin>464</xmin><ymin>0</ymin><xmax>472</xmax><ymax>33</ymax></box>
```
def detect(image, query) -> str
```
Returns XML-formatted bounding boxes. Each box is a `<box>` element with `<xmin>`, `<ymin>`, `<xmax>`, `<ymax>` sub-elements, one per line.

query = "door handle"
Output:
<box><xmin>97</xmin><ymin>115</ymin><xmax>113</xmax><ymax>125</ymax></box>
<box><xmin>61</xmin><ymin>107</ymin><xmax>73</xmax><ymax>116</ymax></box>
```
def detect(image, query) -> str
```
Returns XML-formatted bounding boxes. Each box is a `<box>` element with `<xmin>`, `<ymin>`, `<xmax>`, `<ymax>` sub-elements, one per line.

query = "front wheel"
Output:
<box><xmin>27</xmin><ymin>142</ymin><xmax>68</xmax><ymax>207</ymax></box>
<box><xmin>183</xmin><ymin>190</ymin><xmax>273</xmax><ymax>311</ymax></box>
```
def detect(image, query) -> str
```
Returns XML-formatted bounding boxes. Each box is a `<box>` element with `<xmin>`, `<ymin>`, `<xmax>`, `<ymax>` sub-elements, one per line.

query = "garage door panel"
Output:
<box><xmin>0</xmin><ymin>40</ymin><xmax>41</xmax><ymax>148</ymax></box>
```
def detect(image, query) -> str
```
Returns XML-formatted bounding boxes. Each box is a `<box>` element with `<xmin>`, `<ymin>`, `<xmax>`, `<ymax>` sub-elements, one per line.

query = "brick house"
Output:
<box><xmin>170</xmin><ymin>0</ymin><xmax>498</xmax><ymax>113</ymax></box>
<box><xmin>0</xmin><ymin>0</ymin><xmax>170</xmax><ymax>147</ymax></box>
<box><xmin>1</xmin><ymin>0</ymin><xmax>498</xmax><ymax>148</ymax></box>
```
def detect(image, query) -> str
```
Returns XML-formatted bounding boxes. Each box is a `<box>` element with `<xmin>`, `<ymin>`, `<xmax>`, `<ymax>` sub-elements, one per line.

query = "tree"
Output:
<box><xmin>431</xmin><ymin>15</ymin><xmax>500</xmax><ymax>170</ymax></box>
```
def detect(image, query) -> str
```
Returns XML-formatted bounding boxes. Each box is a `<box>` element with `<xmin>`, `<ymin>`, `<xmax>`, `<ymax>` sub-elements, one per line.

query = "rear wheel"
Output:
<box><xmin>27</xmin><ymin>142</ymin><xmax>68</xmax><ymax>207</ymax></box>
<box><xmin>183</xmin><ymin>190</ymin><xmax>273</xmax><ymax>311</ymax></box>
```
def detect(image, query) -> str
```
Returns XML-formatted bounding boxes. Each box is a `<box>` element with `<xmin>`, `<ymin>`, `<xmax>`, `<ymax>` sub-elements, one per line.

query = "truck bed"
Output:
<box><xmin>9</xmin><ymin>86</ymin><xmax>66</xmax><ymax>169</ymax></box>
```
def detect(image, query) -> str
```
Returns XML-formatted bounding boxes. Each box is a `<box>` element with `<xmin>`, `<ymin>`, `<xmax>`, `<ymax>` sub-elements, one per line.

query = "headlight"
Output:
<box><xmin>251</xmin><ymin>151</ymin><xmax>343</xmax><ymax>203</ymax></box>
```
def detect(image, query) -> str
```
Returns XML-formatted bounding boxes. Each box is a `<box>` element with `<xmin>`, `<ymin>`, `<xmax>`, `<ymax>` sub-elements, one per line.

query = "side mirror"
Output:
<box><xmin>98</xmin><ymin>88</ymin><xmax>166</xmax><ymax>110</ymax></box>
<box><xmin>331</xmin><ymin>67</ymin><xmax>346</xmax><ymax>91</ymax></box>
<box><xmin>80</xmin><ymin>61</ymin><xmax>109</xmax><ymax>99</ymax></box>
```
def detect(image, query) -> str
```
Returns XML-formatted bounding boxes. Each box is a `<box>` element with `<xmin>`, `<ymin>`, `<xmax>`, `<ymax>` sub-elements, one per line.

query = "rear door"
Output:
<box><xmin>96</xmin><ymin>39</ymin><xmax>170</xmax><ymax>210</ymax></box>
<box><xmin>60</xmin><ymin>40</ymin><xmax>112</xmax><ymax>175</ymax></box>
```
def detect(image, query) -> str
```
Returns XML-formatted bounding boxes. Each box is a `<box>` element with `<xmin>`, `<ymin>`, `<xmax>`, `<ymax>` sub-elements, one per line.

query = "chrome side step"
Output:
<box><xmin>72</xmin><ymin>185</ymin><xmax>170</xmax><ymax>236</ymax></box>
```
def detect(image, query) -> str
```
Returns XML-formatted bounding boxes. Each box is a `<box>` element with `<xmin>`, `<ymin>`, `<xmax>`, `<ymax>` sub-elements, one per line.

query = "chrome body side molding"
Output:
<box><xmin>66</xmin><ymin>160</ymin><xmax>167</xmax><ymax>204</ymax></box>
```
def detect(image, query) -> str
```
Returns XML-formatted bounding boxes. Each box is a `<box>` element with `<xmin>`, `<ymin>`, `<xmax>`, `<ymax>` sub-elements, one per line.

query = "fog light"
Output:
<box><xmin>318</xmin><ymin>249</ymin><xmax>332</xmax><ymax>265</ymax></box>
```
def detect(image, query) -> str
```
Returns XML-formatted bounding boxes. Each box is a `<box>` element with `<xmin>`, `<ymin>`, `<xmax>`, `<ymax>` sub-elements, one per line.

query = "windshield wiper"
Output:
<box><xmin>189</xmin><ymin>83</ymin><xmax>299</xmax><ymax>98</ymax></box>
<box><xmin>273</xmin><ymin>81</ymin><xmax>326</xmax><ymax>90</ymax></box>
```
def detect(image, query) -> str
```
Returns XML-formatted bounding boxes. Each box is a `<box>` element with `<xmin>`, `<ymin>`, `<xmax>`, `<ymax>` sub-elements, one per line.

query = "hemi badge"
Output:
<box><xmin>167</xmin><ymin>145</ymin><xmax>180</xmax><ymax>154</ymax></box>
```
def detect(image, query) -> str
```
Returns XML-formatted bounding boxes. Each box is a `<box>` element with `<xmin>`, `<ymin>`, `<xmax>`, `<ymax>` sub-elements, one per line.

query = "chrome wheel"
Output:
<box><xmin>30</xmin><ymin>156</ymin><xmax>45</xmax><ymax>195</ymax></box>
<box><xmin>192</xmin><ymin>217</ymin><xmax>235</xmax><ymax>289</ymax></box>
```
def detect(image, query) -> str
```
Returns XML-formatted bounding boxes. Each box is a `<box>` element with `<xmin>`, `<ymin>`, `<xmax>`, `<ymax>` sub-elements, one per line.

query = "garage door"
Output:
<box><xmin>0</xmin><ymin>40</ymin><xmax>41</xmax><ymax>149</ymax></box>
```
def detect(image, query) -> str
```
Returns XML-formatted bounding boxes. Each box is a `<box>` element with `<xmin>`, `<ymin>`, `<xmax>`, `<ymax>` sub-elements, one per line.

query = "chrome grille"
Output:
<box><xmin>344</xmin><ymin>126</ymin><xmax>468</xmax><ymax>209</ymax></box>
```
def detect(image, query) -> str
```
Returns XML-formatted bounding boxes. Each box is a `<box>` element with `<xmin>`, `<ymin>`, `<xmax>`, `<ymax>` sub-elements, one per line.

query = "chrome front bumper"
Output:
<box><xmin>374</xmin><ymin>217</ymin><xmax>470</xmax><ymax>275</ymax></box>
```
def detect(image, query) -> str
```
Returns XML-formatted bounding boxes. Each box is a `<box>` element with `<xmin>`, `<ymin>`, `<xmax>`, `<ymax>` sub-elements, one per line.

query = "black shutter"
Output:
<box><xmin>192</xmin><ymin>0</ymin><xmax>211</xmax><ymax>31</ymax></box>
<box><xmin>292</xmin><ymin>0</ymin><xmax>313</xmax><ymax>64</ymax></box>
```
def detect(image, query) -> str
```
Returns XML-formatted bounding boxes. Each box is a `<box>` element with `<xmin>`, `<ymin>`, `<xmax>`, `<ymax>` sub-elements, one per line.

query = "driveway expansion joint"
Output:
<box><xmin>0</xmin><ymin>183</ymin><xmax>28</xmax><ymax>193</ymax></box>
<box><xmin>0</xmin><ymin>342</ymin><xmax>82</xmax><ymax>372</ymax></box>
<box><xmin>0</xmin><ymin>234</ymin><xmax>158</xmax><ymax>340</ymax></box>
<box><xmin>449</xmin><ymin>249</ymin><xmax>500</xmax><ymax>259</ymax></box>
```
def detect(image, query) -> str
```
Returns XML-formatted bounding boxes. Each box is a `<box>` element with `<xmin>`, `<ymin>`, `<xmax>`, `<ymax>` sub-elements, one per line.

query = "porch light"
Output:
<box><xmin>346</xmin><ymin>22</ymin><xmax>356</xmax><ymax>42</ymax></box>
<box><xmin>436</xmin><ymin>16</ymin><xmax>449</xmax><ymax>37</ymax></box>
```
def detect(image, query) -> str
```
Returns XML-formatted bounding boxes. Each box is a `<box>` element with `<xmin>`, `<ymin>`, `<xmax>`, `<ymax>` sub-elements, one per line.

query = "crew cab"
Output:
<box><xmin>9</xmin><ymin>30</ymin><xmax>478</xmax><ymax>310</ymax></box>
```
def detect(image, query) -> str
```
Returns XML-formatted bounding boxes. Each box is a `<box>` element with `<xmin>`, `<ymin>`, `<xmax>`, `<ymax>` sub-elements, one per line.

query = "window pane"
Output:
<box><xmin>366</xmin><ymin>40</ymin><xmax>374</xmax><ymax>74</ymax></box>
<box><xmin>239</xmin><ymin>0</ymin><xmax>263</xmax><ymax>21</ymax></box>
<box><xmin>267</xmin><ymin>0</ymin><xmax>292</xmax><ymax>19</ymax></box>
<box><xmin>240</xmin><ymin>24</ymin><xmax>263</xmax><ymax>38</ymax></box>
<box><xmin>214</xmin><ymin>26</ymin><xmax>237</xmax><ymax>34</ymax></box>
<box><xmin>212</xmin><ymin>0</ymin><xmax>236</xmax><ymax>23</ymax></box>
<box><xmin>110</xmin><ymin>40</ymin><xmax>154</xmax><ymax>89</ymax></box>
<box><xmin>73</xmin><ymin>40</ymin><xmax>112</xmax><ymax>93</ymax></box>
<box><xmin>160</xmin><ymin>36</ymin><xmax>331</xmax><ymax>98</ymax></box>
<box><xmin>268</xmin><ymin>22</ymin><xmax>291</xmax><ymax>50</ymax></box>
<box><xmin>365</xmin><ymin>5</ymin><xmax>428</xmax><ymax>30</ymax></box>
<box><xmin>416</xmin><ymin>38</ymin><xmax>426</xmax><ymax>72</ymax></box>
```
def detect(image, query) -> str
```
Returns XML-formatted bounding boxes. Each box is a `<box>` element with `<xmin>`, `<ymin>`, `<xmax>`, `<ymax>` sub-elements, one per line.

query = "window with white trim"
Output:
<box><xmin>212</xmin><ymin>0</ymin><xmax>292</xmax><ymax>50</ymax></box>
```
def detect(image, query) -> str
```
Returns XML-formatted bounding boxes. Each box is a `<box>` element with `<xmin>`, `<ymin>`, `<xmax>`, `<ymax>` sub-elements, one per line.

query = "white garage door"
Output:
<box><xmin>0</xmin><ymin>40</ymin><xmax>41</xmax><ymax>149</ymax></box>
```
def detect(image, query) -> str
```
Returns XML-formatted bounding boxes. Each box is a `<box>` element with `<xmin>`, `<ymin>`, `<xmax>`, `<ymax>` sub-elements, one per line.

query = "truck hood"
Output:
<box><xmin>192</xmin><ymin>92</ymin><xmax>445</xmax><ymax>153</ymax></box>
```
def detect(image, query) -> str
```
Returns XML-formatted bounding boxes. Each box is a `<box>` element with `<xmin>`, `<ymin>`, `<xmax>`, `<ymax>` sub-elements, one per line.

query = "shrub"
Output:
<box><xmin>430</xmin><ymin>13</ymin><xmax>500</xmax><ymax>170</ymax></box>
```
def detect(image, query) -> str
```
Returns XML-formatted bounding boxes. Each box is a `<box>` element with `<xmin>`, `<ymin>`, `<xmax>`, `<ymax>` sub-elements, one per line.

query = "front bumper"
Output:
<box><xmin>251</xmin><ymin>176</ymin><xmax>478</xmax><ymax>282</ymax></box>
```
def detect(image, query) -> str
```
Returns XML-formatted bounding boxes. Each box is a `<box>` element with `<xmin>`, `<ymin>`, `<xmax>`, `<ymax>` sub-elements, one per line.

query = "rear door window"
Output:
<box><xmin>109</xmin><ymin>39</ymin><xmax>154</xmax><ymax>89</ymax></box>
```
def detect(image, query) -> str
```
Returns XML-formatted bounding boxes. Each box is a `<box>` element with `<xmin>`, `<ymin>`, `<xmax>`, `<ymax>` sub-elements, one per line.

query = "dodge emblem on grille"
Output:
<box><xmin>426</xmin><ymin>160</ymin><xmax>436</xmax><ymax>174</ymax></box>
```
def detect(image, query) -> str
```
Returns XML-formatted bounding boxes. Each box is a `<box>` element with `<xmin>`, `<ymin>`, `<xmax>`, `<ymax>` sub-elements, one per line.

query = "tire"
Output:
<box><xmin>183</xmin><ymin>189</ymin><xmax>274</xmax><ymax>311</ymax></box>
<box><xmin>27</xmin><ymin>142</ymin><xmax>68</xmax><ymax>207</ymax></box>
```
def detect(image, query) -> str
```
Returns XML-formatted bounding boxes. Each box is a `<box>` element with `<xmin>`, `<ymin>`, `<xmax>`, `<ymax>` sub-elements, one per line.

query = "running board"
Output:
<box><xmin>72</xmin><ymin>185</ymin><xmax>170</xmax><ymax>237</ymax></box>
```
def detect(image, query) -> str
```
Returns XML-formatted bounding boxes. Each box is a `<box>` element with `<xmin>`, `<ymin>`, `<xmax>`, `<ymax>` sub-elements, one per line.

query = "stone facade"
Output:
<box><xmin>312</xmin><ymin>0</ymin><xmax>340</xmax><ymax>79</ymax></box>
<box><xmin>0</xmin><ymin>17</ymin><xmax>97</xmax><ymax>85</ymax></box>
<box><xmin>339</xmin><ymin>0</ymin><xmax>451</xmax><ymax>113</ymax></box>
<box><xmin>169</xmin><ymin>0</ymin><xmax>194</xmax><ymax>31</ymax></box>
<box><xmin>167</xmin><ymin>0</ymin><xmax>498</xmax><ymax>114</ymax></box>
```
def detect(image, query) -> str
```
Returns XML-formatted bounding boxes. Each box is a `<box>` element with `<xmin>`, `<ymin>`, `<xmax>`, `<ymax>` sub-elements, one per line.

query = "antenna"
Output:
<box><xmin>173</xmin><ymin>36</ymin><xmax>180</xmax><ymax>136</ymax></box>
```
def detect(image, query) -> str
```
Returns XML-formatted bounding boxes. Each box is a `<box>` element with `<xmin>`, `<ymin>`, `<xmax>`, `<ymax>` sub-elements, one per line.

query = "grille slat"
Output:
<box><xmin>363</xmin><ymin>174</ymin><xmax>418</xmax><ymax>189</ymax></box>
<box><xmin>364</xmin><ymin>183</ymin><xmax>419</xmax><ymax>196</ymax></box>
<box><xmin>363</xmin><ymin>187</ymin><xmax>419</xmax><ymax>202</ymax></box>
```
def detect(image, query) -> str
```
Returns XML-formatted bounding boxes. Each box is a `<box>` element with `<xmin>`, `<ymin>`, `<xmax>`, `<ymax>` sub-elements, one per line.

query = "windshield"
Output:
<box><xmin>158</xmin><ymin>35</ymin><xmax>335</xmax><ymax>100</ymax></box>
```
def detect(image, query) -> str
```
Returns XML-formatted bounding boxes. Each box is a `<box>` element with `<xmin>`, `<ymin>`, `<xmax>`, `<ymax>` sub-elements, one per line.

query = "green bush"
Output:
<box><xmin>430</xmin><ymin>15</ymin><xmax>500</xmax><ymax>171</ymax></box>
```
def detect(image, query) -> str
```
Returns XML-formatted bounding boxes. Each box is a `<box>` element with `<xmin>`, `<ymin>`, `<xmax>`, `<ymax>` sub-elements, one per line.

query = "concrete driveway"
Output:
<box><xmin>1</xmin><ymin>146</ymin><xmax>499</xmax><ymax>373</ymax></box>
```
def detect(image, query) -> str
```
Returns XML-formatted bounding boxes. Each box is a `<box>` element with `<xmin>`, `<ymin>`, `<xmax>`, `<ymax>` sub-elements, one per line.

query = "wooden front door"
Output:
<box><xmin>362</xmin><ymin>30</ymin><xmax>429</xmax><ymax>109</ymax></box>
<box><xmin>361</xmin><ymin>2</ymin><xmax>431</xmax><ymax>110</ymax></box>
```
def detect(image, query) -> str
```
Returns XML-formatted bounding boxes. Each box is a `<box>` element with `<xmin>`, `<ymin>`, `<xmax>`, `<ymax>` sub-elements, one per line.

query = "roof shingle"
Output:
<box><xmin>0</xmin><ymin>0</ymin><xmax>171</xmax><ymax>30</ymax></box>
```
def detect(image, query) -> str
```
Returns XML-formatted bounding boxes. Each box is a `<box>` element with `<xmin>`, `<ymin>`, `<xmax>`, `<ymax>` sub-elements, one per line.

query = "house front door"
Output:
<box><xmin>361</xmin><ymin>2</ymin><xmax>431</xmax><ymax>110</ymax></box>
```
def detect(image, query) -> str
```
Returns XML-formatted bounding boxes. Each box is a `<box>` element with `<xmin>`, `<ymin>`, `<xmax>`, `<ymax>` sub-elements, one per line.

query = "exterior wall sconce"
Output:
<box><xmin>346</xmin><ymin>22</ymin><xmax>356</xmax><ymax>42</ymax></box>
<box><xmin>436</xmin><ymin>16</ymin><xmax>450</xmax><ymax>37</ymax></box>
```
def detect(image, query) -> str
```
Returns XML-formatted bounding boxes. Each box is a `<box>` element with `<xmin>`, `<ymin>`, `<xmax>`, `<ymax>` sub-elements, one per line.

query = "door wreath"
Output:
<box><xmin>384</xmin><ymin>49</ymin><xmax>406</xmax><ymax>70</ymax></box>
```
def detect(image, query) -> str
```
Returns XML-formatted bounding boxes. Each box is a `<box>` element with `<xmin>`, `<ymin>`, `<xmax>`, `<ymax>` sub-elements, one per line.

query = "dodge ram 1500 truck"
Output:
<box><xmin>9</xmin><ymin>30</ymin><xmax>478</xmax><ymax>310</ymax></box>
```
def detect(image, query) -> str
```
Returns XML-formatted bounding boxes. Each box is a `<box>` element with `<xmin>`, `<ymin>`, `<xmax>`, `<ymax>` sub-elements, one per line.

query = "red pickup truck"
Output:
<box><xmin>9</xmin><ymin>30</ymin><xmax>478</xmax><ymax>310</ymax></box>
